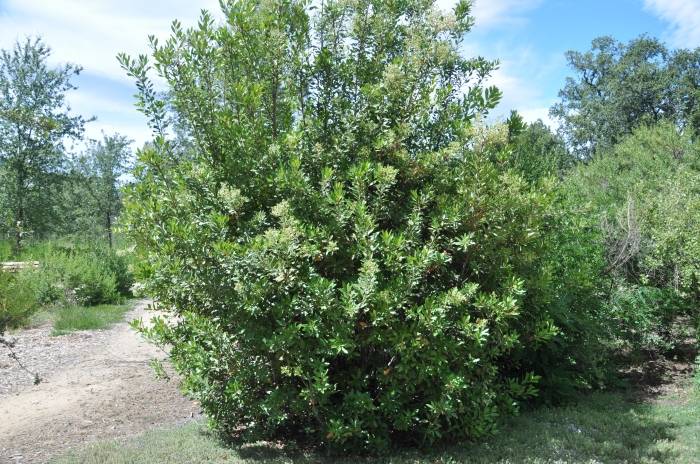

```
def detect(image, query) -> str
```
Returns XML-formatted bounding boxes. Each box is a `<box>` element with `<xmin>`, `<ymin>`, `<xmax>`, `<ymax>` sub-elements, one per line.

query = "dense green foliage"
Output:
<box><xmin>506</xmin><ymin>115</ymin><xmax>572</xmax><ymax>182</ymax></box>
<box><xmin>551</xmin><ymin>36</ymin><xmax>700</xmax><ymax>159</ymax></box>
<box><xmin>472</xmin><ymin>112</ymin><xmax>573</xmax><ymax>184</ymax></box>
<box><xmin>566</xmin><ymin>124</ymin><xmax>700</xmax><ymax>294</ymax></box>
<box><xmin>564</xmin><ymin>123</ymin><xmax>700</xmax><ymax>352</ymax></box>
<box><xmin>23</xmin><ymin>241</ymin><xmax>132</xmax><ymax>306</ymax></box>
<box><xmin>0</xmin><ymin>240</ymin><xmax>134</xmax><ymax>334</ymax></box>
<box><xmin>121</xmin><ymin>0</ymin><xmax>615</xmax><ymax>450</ymax></box>
<box><xmin>0</xmin><ymin>271</ymin><xmax>40</xmax><ymax>332</ymax></box>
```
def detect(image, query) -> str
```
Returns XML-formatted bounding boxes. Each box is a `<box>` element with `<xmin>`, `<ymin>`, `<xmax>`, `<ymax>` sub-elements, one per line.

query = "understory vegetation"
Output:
<box><xmin>0</xmin><ymin>240</ymin><xmax>134</xmax><ymax>335</ymax></box>
<box><xmin>51</xmin><ymin>302</ymin><xmax>133</xmax><ymax>336</ymax></box>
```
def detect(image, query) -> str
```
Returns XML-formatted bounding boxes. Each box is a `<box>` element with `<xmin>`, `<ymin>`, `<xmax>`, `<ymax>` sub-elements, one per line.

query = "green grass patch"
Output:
<box><xmin>53</xmin><ymin>380</ymin><xmax>700</xmax><ymax>464</ymax></box>
<box><xmin>51</xmin><ymin>303</ymin><xmax>132</xmax><ymax>336</ymax></box>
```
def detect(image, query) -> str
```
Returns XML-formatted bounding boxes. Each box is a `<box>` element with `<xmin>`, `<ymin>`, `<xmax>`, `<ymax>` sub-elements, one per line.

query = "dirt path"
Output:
<box><xmin>0</xmin><ymin>300</ymin><xmax>200</xmax><ymax>463</ymax></box>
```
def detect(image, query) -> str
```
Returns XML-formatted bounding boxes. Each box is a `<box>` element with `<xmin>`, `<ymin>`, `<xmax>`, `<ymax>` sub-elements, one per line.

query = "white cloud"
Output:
<box><xmin>65</xmin><ymin>88</ymin><xmax>152</xmax><ymax>147</ymax></box>
<box><xmin>66</xmin><ymin>89</ymin><xmax>136</xmax><ymax>118</ymax></box>
<box><xmin>518</xmin><ymin>106</ymin><xmax>557</xmax><ymax>128</ymax></box>
<box><xmin>434</xmin><ymin>0</ymin><xmax>552</xmax><ymax>125</ymax></box>
<box><xmin>82</xmin><ymin>121</ymin><xmax>153</xmax><ymax>150</ymax></box>
<box><xmin>0</xmin><ymin>0</ymin><xmax>221</xmax><ymax>83</ymax></box>
<box><xmin>484</xmin><ymin>60</ymin><xmax>559</xmax><ymax>128</ymax></box>
<box><xmin>643</xmin><ymin>0</ymin><xmax>700</xmax><ymax>47</ymax></box>
<box><xmin>435</xmin><ymin>0</ymin><xmax>543</xmax><ymax>30</ymax></box>
<box><xmin>0</xmin><ymin>1</ymin><xmax>222</xmax><ymax>149</ymax></box>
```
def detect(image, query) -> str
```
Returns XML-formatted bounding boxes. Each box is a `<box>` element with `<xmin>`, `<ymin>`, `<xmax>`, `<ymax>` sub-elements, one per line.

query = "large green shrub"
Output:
<box><xmin>94</xmin><ymin>246</ymin><xmax>134</xmax><ymax>295</ymax></box>
<box><xmin>64</xmin><ymin>255</ymin><xmax>120</xmax><ymax>306</ymax></box>
<box><xmin>122</xmin><ymin>0</ymin><xmax>606</xmax><ymax>450</ymax></box>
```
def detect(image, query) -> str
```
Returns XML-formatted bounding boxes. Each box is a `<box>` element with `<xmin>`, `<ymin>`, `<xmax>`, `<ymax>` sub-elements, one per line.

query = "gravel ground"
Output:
<box><xmin>0</xmin><ymin>301</ymin><xmax>201</xmax><ymax>464</ymax></box>
<box><xmin>0</xmin><ymin>324</ymin><xmax>115</xmax><ymax>396</ymax></box>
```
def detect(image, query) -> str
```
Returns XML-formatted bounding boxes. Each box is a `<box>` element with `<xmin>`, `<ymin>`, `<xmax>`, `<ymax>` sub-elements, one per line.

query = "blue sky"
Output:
<box><xmin>0</xmin><ymin>0</ymin><xmax>698</xmax><ymax>148</ymax></box>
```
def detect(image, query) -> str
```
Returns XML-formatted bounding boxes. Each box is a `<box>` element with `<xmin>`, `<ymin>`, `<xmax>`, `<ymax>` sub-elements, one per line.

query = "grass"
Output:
<box><xmin>53</xmin><ymin>375</ymin><xmax>700</xmax><ymax>464</ymax></box>
<box><xmin>51</xmin><ymin>302</ymin><xmax>132</xmax><ymax>336</ymax></box>
<box><xmin>23</xmin><ymin>308</ymin><xmax>54</xmax><ymax>329</ymax></box>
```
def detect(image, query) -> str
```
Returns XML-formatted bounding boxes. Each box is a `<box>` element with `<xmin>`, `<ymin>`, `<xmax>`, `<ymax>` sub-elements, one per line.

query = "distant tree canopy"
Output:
<box><xmin>551</xmin><ymin>35</ymin><xmax>700</xmax><ymax>159</ymax></box>
<box><xmin>504</xmin><ymin>112</ymin><xmax>572</xmax><ymax>182</ymax></box>
<box><xmin>0</xmin><ymin>37</ymin><xmax>87</xmax><ymax>250</ymax></box>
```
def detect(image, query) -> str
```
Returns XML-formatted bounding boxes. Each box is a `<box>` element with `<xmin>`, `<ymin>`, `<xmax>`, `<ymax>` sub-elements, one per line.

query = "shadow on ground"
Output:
<box><xmin>228</xmin><ymin>390</ymin><xmax>682</xmax><ymax>463</ymax></box>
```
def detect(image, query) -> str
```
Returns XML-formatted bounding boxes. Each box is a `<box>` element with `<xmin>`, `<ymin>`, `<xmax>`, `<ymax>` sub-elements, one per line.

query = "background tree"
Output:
<box><xmin>71</xmin><ymin>134</ymin><xmax>132</xmax><ymax>248</ymax></box>
<box><xmin>503</xmin><ymin>111</ymin><xmax>572</xmax><ymax>182</ymax></box>
<box><xmin>468</xmin><ymin>112</ymin><xmax>572</xmax><ymax>183</ymax></box>
<box><xmin>0</xmin><ymin>37</ymin><xmax>87</xmax><ymax>252</ymax></box>
<box><xmin>551</xmin><ymin>36</ymin><xmax>700</xmax><ymax>159</ymax></box>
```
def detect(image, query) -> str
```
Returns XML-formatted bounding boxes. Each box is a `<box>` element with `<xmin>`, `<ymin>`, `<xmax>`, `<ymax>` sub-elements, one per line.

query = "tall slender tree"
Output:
<box><xmin>74</xmin><ymin>134</ymin><xmax>132</xmax><ymax>248</ymax></box>
<box><xmin>0</xmin><ymin>37</ymin><xmax>86</xmax><ymax>252</ymax></box>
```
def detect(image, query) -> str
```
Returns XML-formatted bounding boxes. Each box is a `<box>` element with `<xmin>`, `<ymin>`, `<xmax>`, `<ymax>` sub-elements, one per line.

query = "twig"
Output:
<box><xmin>0</xmin><ymin>336</ymin><xmax>42</xmax><ymax>385</ymax></box>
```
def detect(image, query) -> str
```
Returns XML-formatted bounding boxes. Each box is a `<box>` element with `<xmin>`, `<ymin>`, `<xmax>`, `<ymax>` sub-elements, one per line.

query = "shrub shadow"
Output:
<box><xmin>207</xmin><ymin>389</ymin><xmax>681</xmax><ymax>463</ymax></box>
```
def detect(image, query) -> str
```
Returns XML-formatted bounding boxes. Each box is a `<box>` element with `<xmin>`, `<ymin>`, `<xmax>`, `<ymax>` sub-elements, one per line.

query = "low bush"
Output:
<box><xmin>0</xmin><ymin>239</ymin><xmax>134</xmax><ymax>338</ymax></box>
<box><xmin>95</xmin><ymin>247</ymin><xmax>135</xmax><ymax>296</ymax></box>
<box><xmin>604</xmin><ymin>284</ymin><xmax>685</xmax><ymax>353</ymax></box>
<box><xmin>18</xmin><ymin>241</ymin><xmax>132</xmax><ymax>307</ymax></box>
<box><xmin>0</xmin><ymin>272</ymin><xmax>40</xmax><ymax>332</ymax></box>
<box><xmin>16</xmin><ymin>261</ymin><xmax>65</xmax><ymax>306</ymax></box>
<box><xmin>63</xmin><ymin>252</ymin><xmax>121</xmax><ymax>306</ymax></box>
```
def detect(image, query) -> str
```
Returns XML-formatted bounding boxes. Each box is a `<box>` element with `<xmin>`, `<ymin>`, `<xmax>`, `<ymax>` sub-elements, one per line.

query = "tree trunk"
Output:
<box><xmin>106</xmin><ymin>212</ymin><xmax>113</xmax><ymax>249</ymax></box>
<box><xmin>13</xmin><ymin>165</ymin><xmax>25</xmax><ymax>256</ymax></box>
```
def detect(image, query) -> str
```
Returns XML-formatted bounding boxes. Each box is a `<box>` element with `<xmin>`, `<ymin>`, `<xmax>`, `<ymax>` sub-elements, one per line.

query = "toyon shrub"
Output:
<box><xmin>121</xmin><ymin>0</ymin><xmax>606</xmax><ymax>451</ymax></box>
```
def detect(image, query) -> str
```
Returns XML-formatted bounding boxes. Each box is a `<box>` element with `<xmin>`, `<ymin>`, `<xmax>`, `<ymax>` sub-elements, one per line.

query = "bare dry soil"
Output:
<box><xmin>0</xmin><ymin>301</ymin><xmax>200</xmax><ymax>463</ymax></box>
